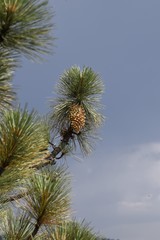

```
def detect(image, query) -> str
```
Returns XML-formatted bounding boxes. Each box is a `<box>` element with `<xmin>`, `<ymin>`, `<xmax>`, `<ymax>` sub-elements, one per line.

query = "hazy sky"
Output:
<box><xmin>14</xmin><ymin>1</ymin><xmax>160</xmax><ymax>239</ymax></box>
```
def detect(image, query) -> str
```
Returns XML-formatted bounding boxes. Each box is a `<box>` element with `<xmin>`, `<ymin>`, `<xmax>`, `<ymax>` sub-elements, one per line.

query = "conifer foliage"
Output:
<box><xmin>0</xmin><ymin>0</ymin><xmax>53</xmax><ymax>58</ymax></box>
<box><xmin>49</xmin><ymin>66</ymin><xmax>104</xmax><ymax>157</ymax></box>
<box><xmin>0</xmin><ymin>0</ymin><xmax>105</xmax><ymax>239</ymax></box>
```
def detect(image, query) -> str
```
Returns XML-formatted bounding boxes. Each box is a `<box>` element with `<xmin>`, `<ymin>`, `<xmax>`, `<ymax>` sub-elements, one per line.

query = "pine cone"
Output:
<box><xmin>69</xmin><ymin>104</ymin><xmax>86</xmax><ymax>134</ymax></box>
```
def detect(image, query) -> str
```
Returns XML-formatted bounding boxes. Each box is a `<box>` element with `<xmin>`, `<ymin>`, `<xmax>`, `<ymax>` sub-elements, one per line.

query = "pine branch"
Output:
<box><xmin>19</xmin><ymin>166</ymin><xmax>71</xmax><ymax>239</ymax></box>
<box><xmin>0</xmin><ymin>192</ymin><xmax>27</xmax><ymax>204</ymax></box>
<box><xmin>1</xmin><ymin>167</ymin><xmax>71</xmax><ymax>239</ymax></box>
<box><xmin>49</xmin><ymin>219</ymin><xmax>99</xmax><ymax>240</ymax></box>
<box><xmin>0</xmin><ymin>3</ymin><xmax>15</xmax><ymax>43</ymax></box>
<box><xmin>0</xmin><ymin>48</ymin><xmax>17</xmax><ymax>110</ymax></box>
<box><xmin>0</xmin><ymin>0</ymin><xmax>54</xmax><ymax>60</ymax></box>
<box><xmin>0</xmin><ymin>106</ymin><xmax>50</xmax><ymax>194</ymax></box>
<box><xmin>50</xmin><ymin>66</ymin><xmax>104</xmax><ymax>156</ymax></box>
<box><xmin>1</xmin><ymin>209</ymin><xmax>34</xmax><ymax>239</ymax></box>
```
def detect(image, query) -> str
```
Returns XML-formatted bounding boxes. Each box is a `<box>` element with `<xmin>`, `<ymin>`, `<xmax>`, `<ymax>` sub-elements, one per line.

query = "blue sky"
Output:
<box><xmin>14</xmin><ymin>1</ymin><xmax>160</xmax><ymax>239</ymax></box>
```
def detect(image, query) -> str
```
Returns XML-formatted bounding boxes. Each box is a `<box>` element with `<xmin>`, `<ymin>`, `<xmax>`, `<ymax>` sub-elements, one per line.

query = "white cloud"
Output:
<box><xmin>70</xmin><ymin>142</ymin><xmax>160</xmax><ymax>240</ymax></box>
<box><xmin>118</xmin><ymin>200</ymin><xmax>149</xmax><ymax>212</ymax></box>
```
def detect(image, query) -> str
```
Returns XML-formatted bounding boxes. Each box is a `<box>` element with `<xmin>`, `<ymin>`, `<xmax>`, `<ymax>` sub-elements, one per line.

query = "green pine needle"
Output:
<box><xmin>0</xmin><ymin>106</ymin><xmax>50</xmax><ymax>194</ymax></box>
<box><xmin>20</xmin><ymin>166</ymin><xmax>71</xmax><ymax>227</ymax></box>
<box><xmin>1</xmin><ymin>209</ymin><xmax>34</xmax><ymax>240</ymax></box>
<box><xmin>50</xmin><ymin>66</ymin><xmax>104</xmax><ymax>131</ymax></box>
<box><xmin>48</xmin><ymin>220</ymin><xmax>98</xmax><ymax>240</ymax></box>
<box><xmin>50</xmin><ymin>66</ymin><xmax>104</xmax><ymax>155</ymax></box>
<box><xmin>57</xmin><ymin>66</ymin><xmax>104</xmax><ymax>102</ymax></box>
<box><xmin>0</xmin><ymin>0</ymin><xmax>54</xmax><ymax>60</ymax></box>
<box><xmin>0</xmin><ymin>48</ymin><xmax>17</xmax><ymax>110</ymax></box>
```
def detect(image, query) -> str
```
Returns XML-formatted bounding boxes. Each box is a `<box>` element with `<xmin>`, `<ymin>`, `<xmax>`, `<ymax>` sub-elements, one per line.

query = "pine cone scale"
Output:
<box><xmin>69</xmin><ymin>104</ymin><xmax>86</xmax><ymax>134</ymax></box>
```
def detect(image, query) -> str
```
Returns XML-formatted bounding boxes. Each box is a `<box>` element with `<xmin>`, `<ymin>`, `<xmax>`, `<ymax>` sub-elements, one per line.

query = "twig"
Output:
<box><xmin>1</xmin><ymin>192</ymin><xmax>27</xmax><ymax>204</ymax></box>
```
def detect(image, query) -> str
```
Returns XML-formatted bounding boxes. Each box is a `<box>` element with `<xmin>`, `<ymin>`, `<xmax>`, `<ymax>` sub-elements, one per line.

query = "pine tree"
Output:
<box><xmin>0</xmin><ymin>1</ymin><xmax>105</xmax><ymax>239</ymax></box>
